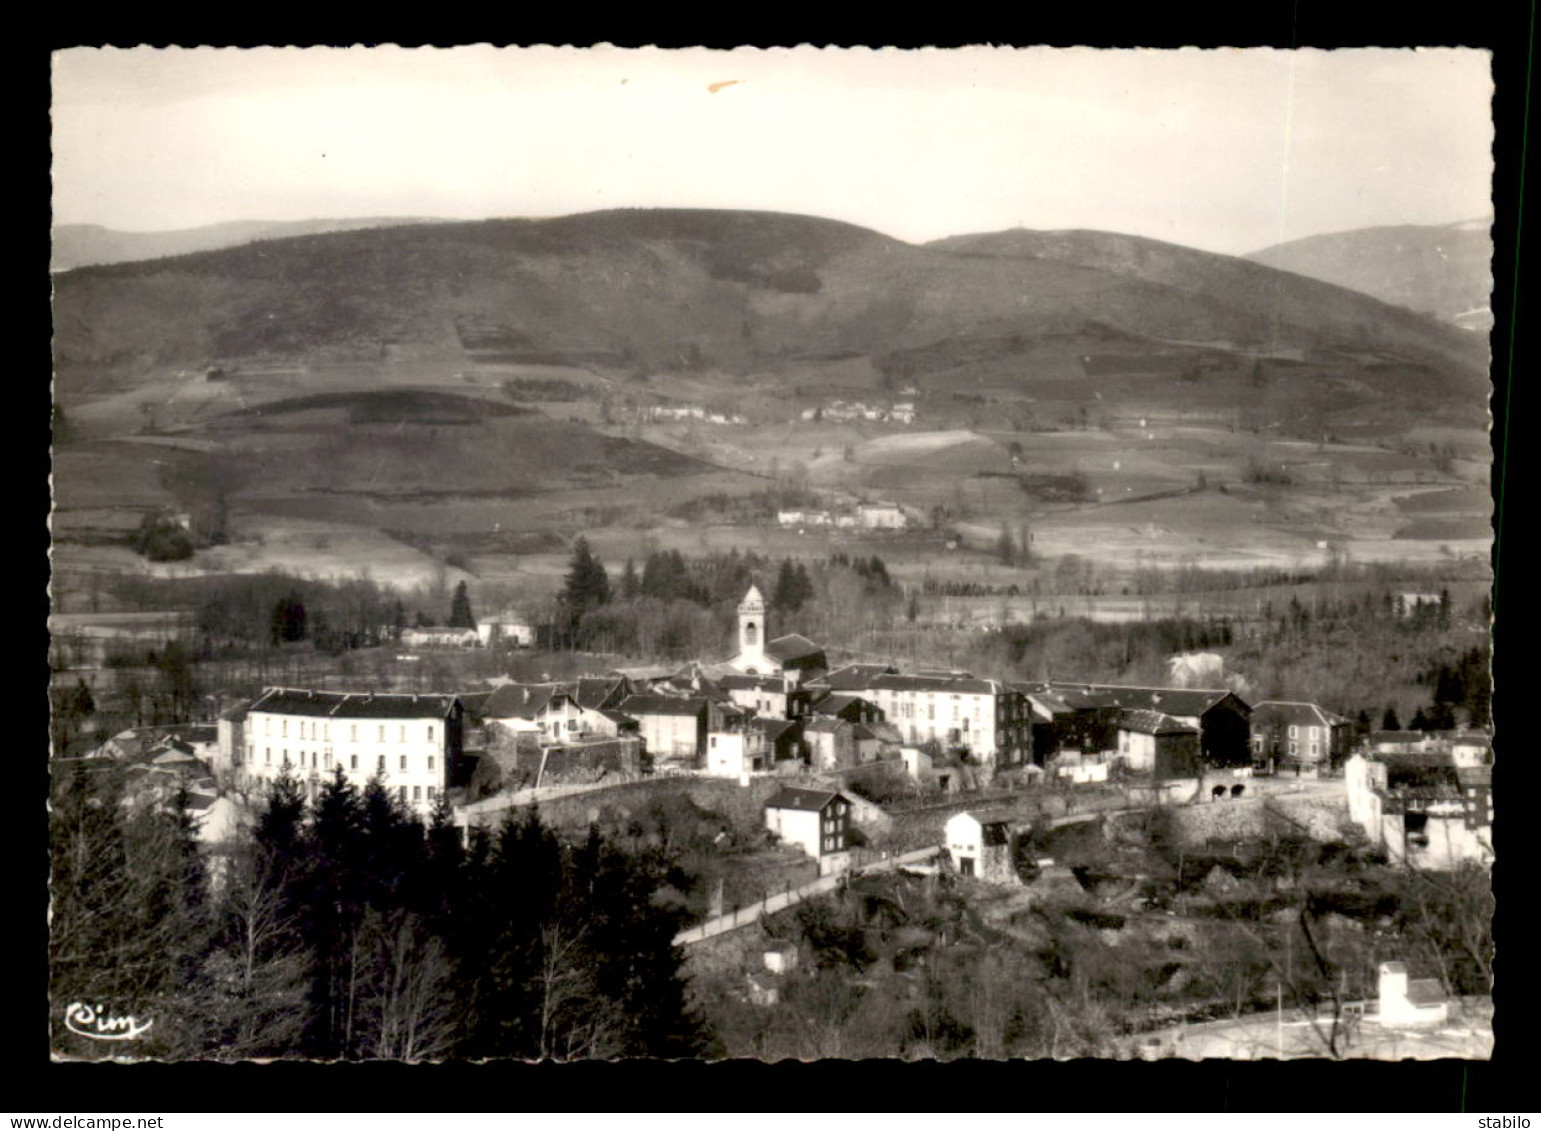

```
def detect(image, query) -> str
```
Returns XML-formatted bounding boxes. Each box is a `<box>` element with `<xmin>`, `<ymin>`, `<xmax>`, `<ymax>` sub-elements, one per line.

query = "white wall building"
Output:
<box><xmin>945</xmin><ymin>810</ymin><xmax>1017</xmax><ymax>883</ymax></box>
<box><xmin>240</xmin><ymin>688</ymin><xmax>464</xmax><ymax>817</ymax></box>
<box><xmin>860</xmin><ymin>673</ymin><xmax>1030</xmax><ymax>778</ymax></box>
<box><xmin>1376</xmin><ymin>962</ymin><xmax>1449</xmax><ymax>1026</ymax></box>
<box><xmin>764</xmin><ymin>787</ymin><xmax>851</xmax><ymax>859</ymax></box>
<box><xmin>704</xmin><ymin>726</ymin><xmax>770</xmax><ymax>780</ymax></box>
<box><xmin>857</xmin><ymin>502</ymin><xmax>908</xmax><ymax>530</ymax></box>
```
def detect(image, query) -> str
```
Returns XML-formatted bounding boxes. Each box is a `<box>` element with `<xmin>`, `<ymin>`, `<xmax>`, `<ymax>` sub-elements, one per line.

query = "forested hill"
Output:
<box><xmin>54</xmin><ymin>208</ymin><xmax>1487</xmax><ymax>399</ymax></box>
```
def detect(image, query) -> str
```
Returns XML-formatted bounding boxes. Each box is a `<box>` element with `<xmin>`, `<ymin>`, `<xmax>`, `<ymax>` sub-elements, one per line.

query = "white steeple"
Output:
<box><xmin>738</xmin><ymin>584</ymin><xmax>766</xmax><ymax>670</ymax></box>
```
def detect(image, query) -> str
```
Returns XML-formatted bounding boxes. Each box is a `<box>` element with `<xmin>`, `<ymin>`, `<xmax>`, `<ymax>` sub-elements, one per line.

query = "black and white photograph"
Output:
<box><xmin>48</xmin><ymin>44</ymin><xmax>1498</xmax><ymax>1065</ymax></box>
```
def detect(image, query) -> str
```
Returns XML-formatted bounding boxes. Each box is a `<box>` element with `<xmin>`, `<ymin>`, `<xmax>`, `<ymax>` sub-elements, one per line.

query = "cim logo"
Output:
<box><xmin>63</xmin><ymin>1002</ymin><xmax>153</xmax><ymax>1042</ymax></box>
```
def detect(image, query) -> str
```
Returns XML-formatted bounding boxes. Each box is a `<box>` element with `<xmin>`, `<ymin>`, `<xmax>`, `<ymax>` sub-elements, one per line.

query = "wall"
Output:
<box><xmin>638</xmin><ymin>712</ymin><xmax>702</xmax><ymax>761</ymax></box>
<box><xmin>1119</xmin><ymin>793</ymin><xmax>1350</xmax><ymax>846</ymax></box>
<box><xmin>1384</xmin><ymin>809</ymin><xmax>1493</xmax><ymax>868</ymax></box>
<box><xmin>767</xmin><ymin>807</ymin><xmax>822</xmax><ymax>858</ymax></box>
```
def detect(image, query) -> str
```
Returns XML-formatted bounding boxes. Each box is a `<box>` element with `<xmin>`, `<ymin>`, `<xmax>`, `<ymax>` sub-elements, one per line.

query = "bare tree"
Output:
<box><xmin>360</xmin><ymin>910</ymin><xmax>459</xmax><ymax>1061</ymax></box>
<box><xmin>202</xmin><ymin>840</ymin><xmax>308</xmax><ymax>1059</ymax></box>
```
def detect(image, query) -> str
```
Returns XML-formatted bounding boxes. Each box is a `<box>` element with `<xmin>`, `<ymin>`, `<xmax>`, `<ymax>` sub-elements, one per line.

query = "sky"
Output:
<box><xmin>50</xmin><ymin>46</ymin><xmax>1494</xmax><ymax>256</ymax></box>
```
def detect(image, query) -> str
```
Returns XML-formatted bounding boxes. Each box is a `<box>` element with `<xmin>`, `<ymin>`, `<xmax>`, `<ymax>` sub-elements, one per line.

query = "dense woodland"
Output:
<box><xmin>49</xmin><ymin>762</ymin><xmax>706</xmax><ymax>1061</ymax></box>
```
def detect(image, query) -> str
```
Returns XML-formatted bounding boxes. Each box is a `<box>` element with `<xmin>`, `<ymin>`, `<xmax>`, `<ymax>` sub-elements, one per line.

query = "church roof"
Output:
<box><xmin>765</xmin><ymin>634</ymin><xmax>825</xmax><ymax>663</ymax></box>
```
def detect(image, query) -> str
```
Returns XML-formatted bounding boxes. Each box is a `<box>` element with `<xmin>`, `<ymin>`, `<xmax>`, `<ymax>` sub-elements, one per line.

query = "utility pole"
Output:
<box><xmin>1277</xmin><ymin>979</ymin><xmax>1284</xmax><ymax>1059</ymax></box>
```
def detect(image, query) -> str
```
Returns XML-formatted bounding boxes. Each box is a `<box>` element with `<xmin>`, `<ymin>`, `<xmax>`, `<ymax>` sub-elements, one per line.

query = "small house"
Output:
<box><xmin>945</xmin><ymin>809</ymin><xmax>1019</xmax><ymax>884</ymax></box>
<box><xmin>719</xmin><ymin>674</ymin><xmax>792</xmax><ymax>719</ymax></box>
<box><xmin>751</xmin><ymin>717</ymin><xmax>805</xmax><ymax>767</ymax></box>
<box><xmin>764</xmin><ymin>787</ymin><xmax>852</xmax><ymax>860</ymax></box>
<box><xmin>1376</xmin><ymin>961</ymin><xmax>1449</xmax><ymax>1027</ymax></box>
<box><xmin>400</xmin><ymin>626</ymin><xmax>480</xmax><ymax>650</ymax></box>
<box><xmin>1116</xmin><ymin>709</ymin><xmax>1201</xmax><ymax>778</ymax></box>
<box><xmin>616</xmin><ymin>694</ymin><xmax>710</xmax><ymax>764</ymax></box>
<box><xmin>1250</xmin><ymin>700</ymin><xmax>1353</xmax><ymax>770</ymax></box>
<box><xmin>704</xmin><ymin>724</ymin><xmax>770</xmax><ymax>780</ymax></box>
<box><xmin>803</xmin><ymin>716</ymin><xmax>882</xmax><ymax>771</ymax></box>
<box><xmin>809</xmin><ymin>692</ymin><xmax>884</xmax><ymax>725</ymax></box>
<box><xmin>485</xmin><ymin>684</ymin><xmax>584</xmax><ymax>746</ymax></box>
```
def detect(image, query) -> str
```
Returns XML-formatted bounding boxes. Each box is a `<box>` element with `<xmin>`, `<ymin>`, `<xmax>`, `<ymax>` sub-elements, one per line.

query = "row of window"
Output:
<box><xmin>261</xmin><ymin>717</ymin><xmax>436</xmax><ymax>744</ymax></box>
<box><xmin>263</xmin><ymin>748</ymin><xmax>437</xmax><ymax>773</ymax></box>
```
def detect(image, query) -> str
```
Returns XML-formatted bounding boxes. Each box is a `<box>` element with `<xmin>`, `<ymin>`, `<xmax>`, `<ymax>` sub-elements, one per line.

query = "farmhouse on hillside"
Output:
<box><xmin>764</xmin><ymin>787</ymin><xmax>852</xmax><ymax>861</ymax></box>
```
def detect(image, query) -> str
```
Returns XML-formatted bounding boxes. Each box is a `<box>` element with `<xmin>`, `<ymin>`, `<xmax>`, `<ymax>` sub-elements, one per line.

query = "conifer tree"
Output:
<box><xmin>448</xmin><ymin>581</ymin><xmax>477</xmax><ymax>629</ymax></box>
<box><xmin>773</xmin><ymin>559</ymin><xmax>800</xmax><ymax>611</ymax></box>
<box><xmin>561</xmin><ymin>538</ymin><xmax>612</xmax><ymax>636</ymax></box>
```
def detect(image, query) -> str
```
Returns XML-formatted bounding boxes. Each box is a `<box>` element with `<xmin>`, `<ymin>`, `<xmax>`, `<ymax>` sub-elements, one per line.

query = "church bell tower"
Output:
<box><xmin>738</xmin><ymin>584</ymin><xmax>766</xmax><ymax>671</ymax></box>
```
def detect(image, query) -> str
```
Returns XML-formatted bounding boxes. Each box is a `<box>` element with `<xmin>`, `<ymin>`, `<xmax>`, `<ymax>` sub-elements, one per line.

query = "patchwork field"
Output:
<box><xmin>50</xmin><ymin>213</ymin><xmax>1494</xmax><ymax>612</ymax></box>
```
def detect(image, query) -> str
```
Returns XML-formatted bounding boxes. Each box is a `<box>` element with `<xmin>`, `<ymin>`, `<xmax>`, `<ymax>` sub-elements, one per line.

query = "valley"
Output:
<box><xmin>49</xmin><ymin>209</ymin><xmax>1492</xmax><ymax>622</ymax></box>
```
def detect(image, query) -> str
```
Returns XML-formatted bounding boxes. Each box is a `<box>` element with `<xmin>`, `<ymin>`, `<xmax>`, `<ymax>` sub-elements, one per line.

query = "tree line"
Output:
<box><xmin>550</xmin><ymin>540</ymin><xmax>897</xmax><ymax>657</ymax></box>
<box><xmin>49</xmin><ymin>763</ymin><xmax>707</xmax><ymax>1061</ymax></box>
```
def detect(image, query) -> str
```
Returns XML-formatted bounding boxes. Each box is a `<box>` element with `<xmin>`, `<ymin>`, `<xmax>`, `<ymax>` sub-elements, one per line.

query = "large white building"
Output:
<box><xmin>815</xmin><ymin>670</ymin><xmax>1031</xmax><ymax>779</ymax></box>
<box><xmin>235</xmin><ymin>688</ymin><xmax>465</xmax><ymax>816</ymax></box>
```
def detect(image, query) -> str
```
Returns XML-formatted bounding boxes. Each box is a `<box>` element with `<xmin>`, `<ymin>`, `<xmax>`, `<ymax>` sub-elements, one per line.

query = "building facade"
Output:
<box><xmin>764</xmin><ymin>787</ymin><xmax>851</xmax><ymax>859</ymax></box>
<box><xmin>945</xmin><ymin>810</ymin><xmax>1018</xmax><ymax>883</ymax></box>
<box><xmin>1250</xmin><ymin>700</ymin><xmax>1352</xmax><ymax>769</ymax></box>
<box><xmin>858</xmin><ymin>673</ymin><xmax>1031</xmax><ymax>779</ymax></box>
<box><xmin>240</xmin><ymin>688</ymin><xmax>463</xmax><ymax>816</ymax></box>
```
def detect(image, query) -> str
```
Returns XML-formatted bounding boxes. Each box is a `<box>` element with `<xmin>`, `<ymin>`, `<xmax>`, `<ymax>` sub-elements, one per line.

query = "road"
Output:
<box><xmin>674</xmin><ymin>845</ymin><xmax>943</xmax><ymax>947</ymax></box>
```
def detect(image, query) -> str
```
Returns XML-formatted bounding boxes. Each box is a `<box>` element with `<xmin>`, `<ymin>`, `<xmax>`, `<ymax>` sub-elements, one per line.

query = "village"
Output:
<box><xmin>60</xmin><ymin>577</ymin><xmax>1495</xmax><ymax>1060</ymax></box>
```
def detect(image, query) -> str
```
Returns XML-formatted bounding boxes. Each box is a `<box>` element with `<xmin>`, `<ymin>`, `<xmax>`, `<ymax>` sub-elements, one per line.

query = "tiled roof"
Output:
<box><xmin>1117</xmin><ymin>708</ymin><xmax>1197</xmax><ymax>736</ymax></box>
<box><xmin>617</xmin><ymin>694</ymin><xmax>709</xmax><ymax>717</ymax></box>
<box><xmin>811</xmin><ymin>692</ymin><xmax>874</xmax><ymax>716</ymax></box>
<box><xmin>457</xmin><ymin>689</ymin><xmax>495</xmax><ymax>720</ymax></box>
<box><xmin>1024</xmin><ymin>691</ymin><xmax>1076</xmax><ymax>715</ymax></box>
<box><xmin>718</xmin><ymin>674</ymin><xmax>787</xmax><ymax>691</ymax></box>
<box><xmin>764</xmin><ymin>634</ymin><xmax>826</xmax><ymax>663</ymax></box>
<box><xmin>765</xmin><ymin>787</ymin><xmax>845</xmax><ymax>812</ymax></box>
<box><xmin>808</xmin><ymin>663</ymin><xmax>897</xmax><ymax>691</ymax></box>
<box><xmin>250</xmin><ymin>688</ymin><xmax>460</xmax><ymax>720</ymax></box>
<box><xmin>485</xmin><ymin>684</ymin><xmax>567</xmax><ymax>720</ymax></box>
<box><xmin>612</xmin><ymin>665</ymin><xmax>678</xmax><ymax>681</ymax></box>
<box><xmin>572</xmin><ymin>677</ymin><xmax>626</xmax><ymax>710</ymax></box>
<box><xmin>1251</xmin><ymin>701</ymin><xmax>1348</xmax><ymax>728</ymax></box>
<box><xmin>751</xmin><ymin>718</ymin><xmax>799</xmax><ymax>741</ymax></box>
<box><xmin>803</xmin><ymin>716</ymin><xmax>850</xmax><ymax>734</ymax></box>
<box><xmin>1046</xmin><ymin>683</ymin><xmax>1248</xmax><ymax>717</ymax></box>
<box><xmin>866</xmin><ymin>673</ymin><xmax>1003</xmax><ymax>695</ymax></box>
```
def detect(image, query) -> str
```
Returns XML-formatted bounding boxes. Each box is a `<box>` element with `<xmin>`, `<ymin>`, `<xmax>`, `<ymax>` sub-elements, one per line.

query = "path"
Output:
<box><xmin>674</xmin><ymin>845</ymin><xmax>943</xmax><ymax>947</ymax></box>
<box><xmin>453</xmin><ymin>771</ymin><xmax>671</xmax><ymax>827</ymax></box>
